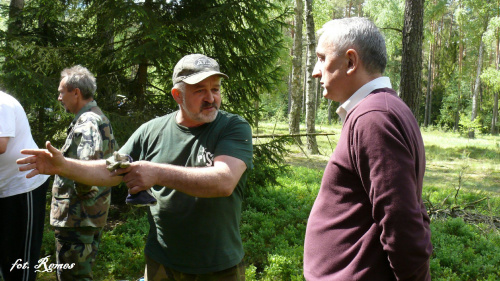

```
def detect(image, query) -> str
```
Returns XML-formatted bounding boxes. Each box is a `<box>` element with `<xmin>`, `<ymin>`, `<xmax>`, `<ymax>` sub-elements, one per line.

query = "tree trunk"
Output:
<box><xmin>288</xmin><ymin>66</ymin><xmax>292</xmax><ymax>114</ymax></box>
<box><xmin>347</xmin><ymin>0</ymin><xmax>353</xmax><ymax>18</ymax></box>
<box><xmin>5</xmin><ymin>0</ymin><xmax>25</xmax><ymax>80</ymax></box>
<box><xmin>400</xmin><ymin>0</ymin><xmax>425</xmax><ymax>119</ymax></box>
<box><xmin>289</xmin><ymin>0</ymin><xmax>303</xmax><ymax>144</ymax></box>
<box><xmin>327</xmin><ymin>100</ymin><xmax>332</xmax><ymax>124</ymax></box>
<box><xmin>455</xmin><ymin>2</ymin><xmax>462</xmax><ymax>132</ymax></box>
<box><xmin>135</xmin><ymin>61</ymin><xmax>148</xmax><ymax>108</ymax></box>
<box><xmin>95</xmin><ymin>0</ymin><xmax>116</xmax><ymax>109</ymax></box>
<box><xmin>6</xmin><ymin>0</ymin><xmax>25</xmax><ymax>70</ymax></box>
<box><xmin>8</xmin><ymin>0</ymin><xmax>24</xmax><ymax>35</ymax></box>
<box><xmin>254</xmin><ymin>100</ymin><xmax>260</xmax><ymax>135</ymax></box>
<box><xmin>469</xmin><ymin>40</ymin><xmax>484</xmax><ymax>138</ymax></box>
<box><xmin>132</xmin><ymin>0</ymin><xmax>153</xmax><ymax>109</ymax></box>
<box><xmin>493</xmin><ymin>35</ymin><xmax>500</xmax><ymax>135</ymax></box>
<box><xmin>454</xmin><ymin>92</ymin><xmax>461</xmax><ymax>133</ymax></box>
<box><xmin>305</xmin><ymin>0</ymin><xmax>319</xmax><ymax>154</ymax></box>
<box><xmin>424</xmin><ymin>38</ymin><xmax>433</xmax><ymax>127</ymax></box>
<box><xmin>492</xmin><ymin>91</ymin><xmax>499</xmax><ymax>135</ymax></box>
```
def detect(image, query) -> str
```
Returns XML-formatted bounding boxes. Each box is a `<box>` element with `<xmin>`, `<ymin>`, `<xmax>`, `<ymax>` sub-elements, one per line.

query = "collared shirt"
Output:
<box><xmin>336</xmin><ymin>77</ymin><xmax>392</xmax><ymax>123</ymax></box>
<box><xmin>51</xmin><ymin>100</ymin><xmax>117</xmax><ymax>228</ymax></box>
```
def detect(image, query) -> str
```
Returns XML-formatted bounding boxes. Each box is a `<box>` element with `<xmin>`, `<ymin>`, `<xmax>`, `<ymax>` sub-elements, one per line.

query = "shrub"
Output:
<box><xmin>242</xmin><ymin>166</ymin><xmax>322</xmax><ymax>280</ymax></box>
<box><xmin>430</xmin><ymin>217</ymin><xmax>500</xmax><ymax>281</ymax></box>
<box><xmin>93</xmin><ymin>209</ymin><xmax>149</xmax><ymax>280</ymax></box>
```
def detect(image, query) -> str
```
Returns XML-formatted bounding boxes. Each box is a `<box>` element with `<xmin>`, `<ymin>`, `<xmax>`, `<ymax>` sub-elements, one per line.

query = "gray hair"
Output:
<box><xmin>60</xmin><ymin>65</ymin><xmax>97</xmax><ymax>100</ymax></box>
<box><xmin>173</xmin><ymin>81</ymin><xmax>187</xmax><ymax>109</ymax></box>
<box><xmin>173</xmin><ymin>81</ymin><xmax>186</xmax><ymax>94</ymax></box>
<box><xmin>318</xmin><ymin>17</ymin><xmax>387</xmax><ymax>74</ymax></box>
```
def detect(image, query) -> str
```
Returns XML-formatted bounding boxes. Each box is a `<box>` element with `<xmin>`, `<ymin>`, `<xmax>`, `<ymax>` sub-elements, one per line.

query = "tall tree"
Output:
<box><xmin>289</xmin><ymin>0</ymin><xmax>304</xmax><ymax>144</ymax></box>
<box><xmin>455</xmin><ymin>0</ymin><xmax>465</xmax><ymax>132</ymax></box>
<box><xmin>304</xmin><ymin>0</ymin><xmax>319</xmax><ymax>154</ymax></box>
<box><xmin>482</xmin><ymin>12</ymin><xmax>500</xmax><ymax>135</ymax></box>
<box><xmin>493</xmin><ymin>19</ymin><xmax>500</xmax><ymax>135</ymax></box>
<box><xmin>400</xmin><ymin>0</ymin><xmax>424</xmax><ymax>118</ymax></box>
<box><xmin>469</xmin><ymin>39</ymin><xmax>484</xmax><ymax>138</ymax></box>
<box><xmin>424</xmin><ymin>18</ymin><xmax>435</xmax><ymax>127</ymax></box>
<box><xmin>93</xmin><ymin>0</ymin><xmax>118</xmax><ymax>111</ymax></box>
<box><xmin>7</xmin><ymin>0</ymin><xmax>23</xmax><ymax>35</ymax></box>
<box><xmin>0</xmin><ymin>0</ymin><xmax>289</xmax><ymax>144</ymax></box>
<box><xmin>481</xmin><ymin>67</ymin><xmax>500</xmax><ymax>135</ymax></box>
<box><xmin>5</xmin><ymin>0</ymin><xmax>24</xmax><ymax>75</ymax></box>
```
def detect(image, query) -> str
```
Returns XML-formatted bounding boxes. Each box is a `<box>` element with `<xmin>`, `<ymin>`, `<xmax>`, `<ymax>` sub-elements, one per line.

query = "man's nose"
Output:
<box><xmin>58</xmin><ymin>93</ymin><xmax>63</xmax><ymax>101</ymax></box>
<box><xmin>312</xmin><ymin>62</ymin><xmax>321</xmax><ymax>78</ymax></box>
<box><xmin>205</xmin><ymin>91</ymin><xmax>215</xmax><ymax>103</ymax></box>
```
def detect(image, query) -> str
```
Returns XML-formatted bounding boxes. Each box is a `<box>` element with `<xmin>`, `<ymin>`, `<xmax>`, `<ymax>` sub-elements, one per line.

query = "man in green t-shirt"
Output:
<box><xmin>18</xmin><ymin>54</ymin><xmax>253</xmax><ymax>280</ymax></box>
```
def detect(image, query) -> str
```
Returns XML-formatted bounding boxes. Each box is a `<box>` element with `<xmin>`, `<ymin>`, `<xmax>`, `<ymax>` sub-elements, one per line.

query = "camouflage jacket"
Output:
<box><xmin>51</xmin><ymin>100</ymin><xmax>118</xmax><ymax>228</ymax></box>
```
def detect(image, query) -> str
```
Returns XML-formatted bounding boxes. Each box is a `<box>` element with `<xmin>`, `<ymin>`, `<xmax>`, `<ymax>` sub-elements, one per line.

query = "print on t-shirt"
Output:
<box><xmin>197</xmin><ymin>146</ymin><xmax>214</xmax><ymax>167</ymax></box>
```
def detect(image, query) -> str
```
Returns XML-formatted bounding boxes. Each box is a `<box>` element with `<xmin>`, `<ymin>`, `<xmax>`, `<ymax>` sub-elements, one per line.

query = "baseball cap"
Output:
<box><xmin>172</xmin><ymin>54</ymin><xmax>229</xmax><ymax>85</ymax></box>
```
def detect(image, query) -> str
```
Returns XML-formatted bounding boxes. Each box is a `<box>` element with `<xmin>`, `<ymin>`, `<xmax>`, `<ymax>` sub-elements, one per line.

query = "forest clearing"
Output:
<box><xmin>33</xmin><ymin>122</ymin><xmax>500</xmax><ymax>281</ymax></box>
<box><xmin>1</xmin><ymin>0</ymin><xmax>499</xmax><ymax>280</ymax></box>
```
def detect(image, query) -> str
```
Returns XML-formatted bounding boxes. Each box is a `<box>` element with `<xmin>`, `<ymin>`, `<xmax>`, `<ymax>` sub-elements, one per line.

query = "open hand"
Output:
<box><xmin>17</xmin><ymin>141</ymin><xmax>66</xmax><ymax>178</ymax></box>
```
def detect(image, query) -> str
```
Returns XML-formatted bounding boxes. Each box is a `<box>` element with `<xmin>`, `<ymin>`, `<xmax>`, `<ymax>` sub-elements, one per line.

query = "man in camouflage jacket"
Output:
<box><xmin>52</xmin><ymin>65</ymin><xmax>117</xmax><ymax>280</ymax></box>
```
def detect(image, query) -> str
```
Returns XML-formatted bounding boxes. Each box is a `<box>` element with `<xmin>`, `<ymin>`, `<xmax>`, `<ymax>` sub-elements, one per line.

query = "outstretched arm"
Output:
<box><xmin>112</xmin><ymin>155</ymin><xmax>247</xmax><ymax>198</ymax></box>
<box><xmin>17</xmin><ymin>141</ymin><xmax>122</xmax><ymax>187</ymax></box>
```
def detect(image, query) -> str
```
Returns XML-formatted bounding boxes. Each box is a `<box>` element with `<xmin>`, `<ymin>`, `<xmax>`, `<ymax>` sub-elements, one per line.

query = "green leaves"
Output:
<box><xmin>0</xmin><ymin>0</ymin><xmax>290</xmax><ymax>146</ymax></box>
<box><xmin>430</xmin><ymin>217</ymin><xmax>500</xmax><ymax>281</ymax></box>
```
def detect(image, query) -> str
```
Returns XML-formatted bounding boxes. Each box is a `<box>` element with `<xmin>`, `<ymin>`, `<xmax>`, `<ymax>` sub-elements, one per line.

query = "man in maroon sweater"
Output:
<box><xmin>303</xmin><ymin>17</ymin><xmax>433</xmax><ymax>280</ymax></box>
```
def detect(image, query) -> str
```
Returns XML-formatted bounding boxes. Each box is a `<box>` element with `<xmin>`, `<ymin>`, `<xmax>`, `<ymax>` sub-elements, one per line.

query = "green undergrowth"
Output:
<box><xmin>93</xmin><ymin>208</ymin><xmax>148</xmax><ymax>280</ymax></box>
<box><xmin>430</xmin><ymin>218</ymin><xmax>500</xmax><ymax>281</ymax></box>
<box><xmin>36</xmin><ymin>164</ymin><xmax>500</xmax><ymax>281</ymax></box>
<box><xmin>241</xmin><ymin>166</ymin><xmax>322</xmax><ymax>280</ymax></box>
<box><xmin>241</xmin><ymin>166</ymin><xmax>500</xmax><ymax>280</ymax></box>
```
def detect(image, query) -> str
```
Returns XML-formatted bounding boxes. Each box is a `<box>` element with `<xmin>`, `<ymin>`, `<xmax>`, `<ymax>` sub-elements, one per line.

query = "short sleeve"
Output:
<box><xmin>0</xmin><ymin>103</ymin><xmax>16</xmax><ymax>137</ymax></box>
<box><xmin>214</xmin><ymin>115</ymin><xmax>253</xmax><ymax>170</ymax></box>
<box><xmin>118</xmin><ymin>124</ymin><xmax>145</xmax><ymax>162</ymax></box>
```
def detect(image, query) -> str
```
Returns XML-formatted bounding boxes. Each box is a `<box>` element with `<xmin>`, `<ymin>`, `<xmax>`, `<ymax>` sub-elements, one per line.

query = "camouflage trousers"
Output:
<box><xmin>54</xmin><ymin>227</ymin><xmax>102</xmax><ymax>281</ymax></box>
<box><xmin>144</xmin><ymin>255</ymin><xmax>245</xmax><ymax>281</ymax></box>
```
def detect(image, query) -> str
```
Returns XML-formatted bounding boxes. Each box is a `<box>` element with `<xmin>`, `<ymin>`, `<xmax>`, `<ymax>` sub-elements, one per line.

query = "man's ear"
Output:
<box><xmin>346</xmin><ymin>49</ymin><xmax>359</xmax><ymax>75</ymax></box>
<box><xmin>171</xmin><ymin>88</ymin><xmax>182</xmax><ymax>105</ymax></box>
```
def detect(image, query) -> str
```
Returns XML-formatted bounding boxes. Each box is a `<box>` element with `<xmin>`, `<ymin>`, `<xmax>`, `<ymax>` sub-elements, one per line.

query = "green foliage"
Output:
<box><xmin>261</xmin><ymin>248</ymin><xmax>304</xmax><ymax>281</ymax></box>
<box><xmin>459</xmin><ymin>113</ymin><xmax>483</xmax><ymax>137</ymax></box>
<box><xmin>481</xmin><ymin>67</ymin><xmax>500</xmax><ymax>93</ymax></box>
<box><xmin>93</xmin><ymin>210</ymin><xmax>148</xmax><ymax>280</ymax></box>
<box><xmin>241</xmin><ymin>166</ymin><xmax>322</xmax><ymax>280</ymax></box>
<box><xmin>438</xmin><ymin>75</ymin><xmax>465</xmax><ymax>130</ymax></box>
<box><xmin>364</xmin><ymin>0</ymin><xmax>404</xmax><ymax>91</ymax></box>
<box><xmin>0</xmin><ymin>0</ymin><xmax>291</xmax><ymax>148</ymax></box>
<box><xmin>430</xmin><ymin>218</ymin><xmax>500</xmax><ymax>281</ymax></box>
<box><xmin>247</xmin><ymin>137</ymin><xmax>292</xmax><ymax>189</ymax></box>
<box><xmin>258</xmin><ymin>91</ymin><xmax>289</xmax><ymax>123</ymax></box>
<box><xmin>37</xmin><ymin>206</ymin><xmax>149</xmax><ymax>281</ymax></box>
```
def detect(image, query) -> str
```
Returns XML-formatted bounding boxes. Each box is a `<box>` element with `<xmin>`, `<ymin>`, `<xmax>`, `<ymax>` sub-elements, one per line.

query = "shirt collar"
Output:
<box><xmin>72</xmin><ymin>100</ymin><xmax>97</xmax><ymax>124</ymax></box>
<box><xmin>336</xmin><ymin>77</ymin><xmax>392</xmax><ymax>123</ymax></box>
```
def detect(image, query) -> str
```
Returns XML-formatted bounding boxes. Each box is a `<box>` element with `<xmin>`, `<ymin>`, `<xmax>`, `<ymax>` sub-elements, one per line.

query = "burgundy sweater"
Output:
<box><xmin>304</xmin><ymin>89</ymin><xmax>432</xmax><ymax>281</ymax></box>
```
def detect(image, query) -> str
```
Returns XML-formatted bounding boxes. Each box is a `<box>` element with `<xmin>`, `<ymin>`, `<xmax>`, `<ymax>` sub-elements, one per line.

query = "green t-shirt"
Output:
<box><xmin>119</xmin><ymin>110</ymin><xmax>253</xmax><ymax>274</ymax></box>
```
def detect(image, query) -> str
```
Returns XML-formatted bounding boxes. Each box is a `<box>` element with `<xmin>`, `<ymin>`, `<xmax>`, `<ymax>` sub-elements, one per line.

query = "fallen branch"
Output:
<box><xmin>253</xmin><ymin>133</ymin><xmax>336</xmax><ymax>138</ymax></box>
<box><xmin>463</xmin><ymin>197</ymin><xmax>488</xmax><ymax>209</ymax></box>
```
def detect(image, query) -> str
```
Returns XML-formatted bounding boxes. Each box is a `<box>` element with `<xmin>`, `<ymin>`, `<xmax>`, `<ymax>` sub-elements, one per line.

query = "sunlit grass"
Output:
<box><xmin>253</xmin><ymin>122</ymin><xmax>499</xmax><ymax>196</ymax></box>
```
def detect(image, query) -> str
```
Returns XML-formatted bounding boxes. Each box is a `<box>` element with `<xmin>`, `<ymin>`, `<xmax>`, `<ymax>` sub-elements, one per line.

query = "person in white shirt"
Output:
<box><xmin>0</xmin><ymin>90</ymin><xmax>50</xmax><ymax>281</ymax></box>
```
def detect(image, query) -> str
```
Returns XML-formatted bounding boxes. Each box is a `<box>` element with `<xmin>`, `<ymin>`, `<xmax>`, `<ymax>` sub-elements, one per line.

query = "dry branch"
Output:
<box><xmin>253</xmin><ymin>133</ymin><xmax>335</xmax><ymax>138</ymax></box>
